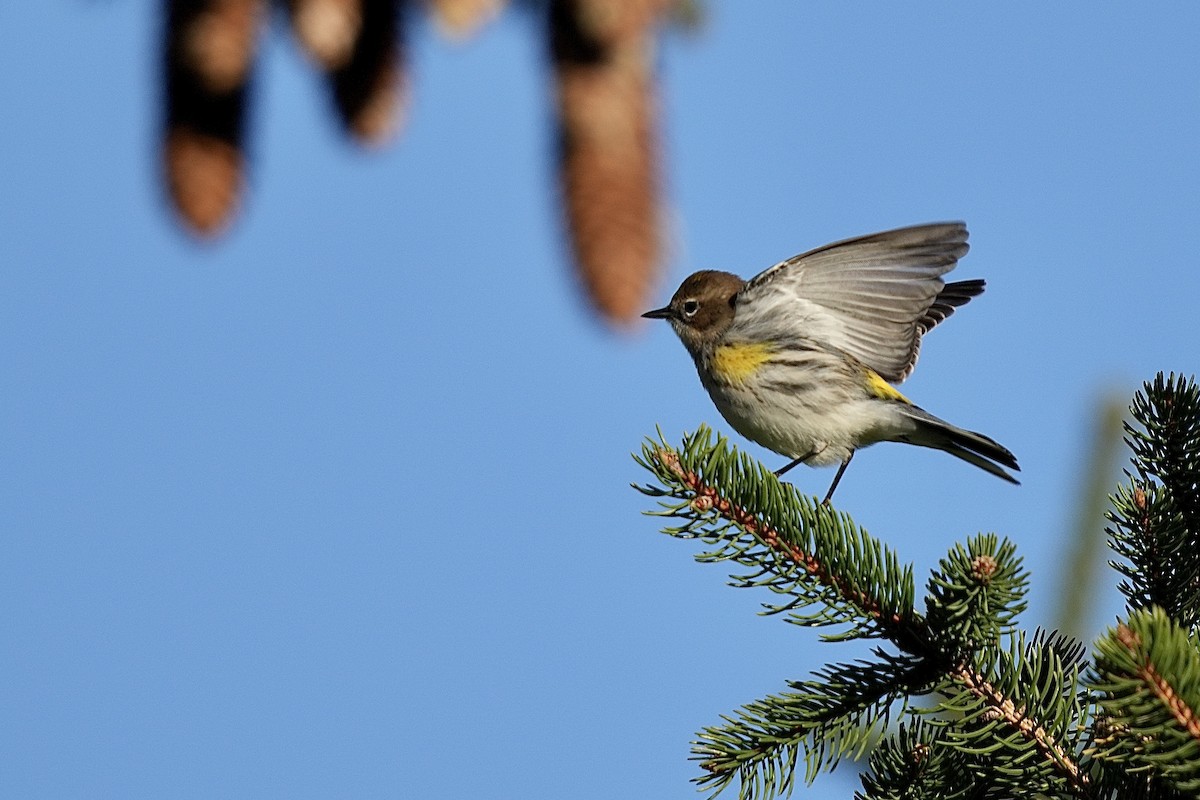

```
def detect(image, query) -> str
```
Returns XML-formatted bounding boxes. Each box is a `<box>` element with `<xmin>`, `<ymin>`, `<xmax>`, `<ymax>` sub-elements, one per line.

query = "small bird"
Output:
<box><xmin>642</xmin><ymin>222</ymin><xmax>1019</xmax><ymax>504</ymax></box>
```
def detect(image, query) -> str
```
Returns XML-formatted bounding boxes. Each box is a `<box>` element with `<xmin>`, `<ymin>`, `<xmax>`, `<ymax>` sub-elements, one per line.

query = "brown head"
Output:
<box><xmin>642</xmin><ymin>270</ymin><xmax>745</xmax><ymax>354</ymax></box>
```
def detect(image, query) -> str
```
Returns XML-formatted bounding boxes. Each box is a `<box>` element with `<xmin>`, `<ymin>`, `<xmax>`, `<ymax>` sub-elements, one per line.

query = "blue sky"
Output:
<box><xmin>3</xmin><ymin>4</ymin><xmax>1199</xmax><ymax>798</ymax></box>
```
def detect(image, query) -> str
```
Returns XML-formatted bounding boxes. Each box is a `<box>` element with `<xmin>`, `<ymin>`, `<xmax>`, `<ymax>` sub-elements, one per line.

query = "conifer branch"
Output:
<box><xmin>691</xmin><ymin>650</ymin><xmax>938</xmax><ymax>797</ymax></box>
<box><xmin>636</xmin><ymin>373</ymin><xmax>1200</xmax><ymax>799</ymax></box>
<box><xmin>640</xmin><ymin>433</ymin><xmax>919</xmax><ymax>642</ymax></box>
<box><xmin>1089</xmin><ymin>607</ymin><xmax>1200</xmax><ymax>793</ymax></box>
<box><xmin>924</xmin><ymin>535</ymin><xmax>1028</xmax><ymax>650</ymax></box>
<box><xmin>949</xmin><ymin>661</ymin><xmax>1087</xmax><ymax>790</ymax></box>
<box><xmin>635</xmin><ymin>428</ymin><xmax>1090</xmax><ymax>798</ymax></box>
<box><xmin>635</xmin><ymin>427</ymin><xmax>927</xmax><ymax>650</ymax></box>
<box><xmin>1127</xmin><ymin>373</ymin><xmax>1200</xmax><ymax>535</ymax></box>
<box><xmin>1108</xmin><ymin>373</ymin><xmax>1200</xmax><ymax>624</ymax></box>
<box><xmin>857</xmin><ymin>720</ymin><xmax>980</xmax><ymax>800</ymax></box>
<box><xmin>1115</xmin><ymin>626</ymin><xmax>1200</xmax><ymax>741</ymax></box>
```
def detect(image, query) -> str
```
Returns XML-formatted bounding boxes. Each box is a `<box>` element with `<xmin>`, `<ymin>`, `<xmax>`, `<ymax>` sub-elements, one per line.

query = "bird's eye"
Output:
<box><xmin>681</xmin><ymin>299</ymin><xmax>700</xmax><ymax>317</ymax></box>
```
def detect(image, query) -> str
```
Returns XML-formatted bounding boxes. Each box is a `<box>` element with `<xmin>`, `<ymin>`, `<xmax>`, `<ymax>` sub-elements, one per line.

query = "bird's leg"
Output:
<box><xmin>774</xmin><ymin>456</ymin><xmax>808</xmax><ymax>478</ymax></box>
<box><xmin>775</xmin><ymin>448</ymin><xmax>818</xmax><ymax>478</ymax></box>
<box><xmin>821</xmin><ymin>452</ymin><xmax>855</xmax><ymax>506</ymax></box>
<box><xmin>777</xmin><ymin>442</ymin><xmax>830</xmax><ymax>479</ymax></box>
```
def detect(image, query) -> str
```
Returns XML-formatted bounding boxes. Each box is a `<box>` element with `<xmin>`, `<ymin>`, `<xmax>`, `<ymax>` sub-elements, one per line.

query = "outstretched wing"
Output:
<box><xmin>735</xmin><ymin>222</ymin><xmax>973</xmax><ymax>383</ymax></box>
<box><xmin>920</xmin><ymin>278</ymin><xmax>984</xmax><ymax>335</ymax></box>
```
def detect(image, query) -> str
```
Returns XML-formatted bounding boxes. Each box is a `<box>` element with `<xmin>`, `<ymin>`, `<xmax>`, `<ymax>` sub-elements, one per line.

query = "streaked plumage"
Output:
<box><xmin>643</xmin><ymin>222</ymin><xmax>1019</xmax><ymax>503</ymax></box>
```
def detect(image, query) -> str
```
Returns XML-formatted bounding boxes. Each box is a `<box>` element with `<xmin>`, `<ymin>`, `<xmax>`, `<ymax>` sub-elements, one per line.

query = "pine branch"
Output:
<box><xmin>691</xmin><ymin>649</ymin><xmax>938</xmax><ymax>798</ymax></box>
<box><xmin>635</xmin><ymin>428</ymin><xmax>1088</xmax><ymax>798</ymax></box>
<box><xmin>928</xmin><ymin>631</ymin><xmax>1088</xmax><ymax>796</ymax></box>
<box><xmin>924</xmin><ymin>535</ymin><xmax>1029</xmax><ymax>651</ymax></box>
<box><xmin>1127</xmin><ymin>373</ymin><xmax>1200</xmax><ymax>536</ymax></box>
<box><xmin>635</xmin><ymin>426</ymin><xmax>921</xmax><ymax>645</ymax></box>
<box><xmin>857</xmin><ymin>720</ymin><xmax>987</xmax><ymax>800</ymax></box>
<box><xmin>1089</xmin><ymin>606</ymin><xmax>1200</xmax><ymax>794</ymax></box>
<box><xmin>1108</xmin><ymin>481</ymin><xmax>1196</xmax><ymax>621</ymax></box>
<box><xmin>1107</xmin><ymin>373</ymin><xmax>1200</xmax><ymax>625</ymax></box>
<box><xmin>634</xmin><ymin>371</ymin><xmax>1200</xmax><ymax>799</ymax></box>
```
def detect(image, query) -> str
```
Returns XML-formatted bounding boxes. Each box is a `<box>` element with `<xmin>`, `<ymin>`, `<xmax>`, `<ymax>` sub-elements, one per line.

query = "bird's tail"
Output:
<box><xmin>896</xmin><ymin>406</ymin><xmax>1020</xmax><ymax>484</ymax></box>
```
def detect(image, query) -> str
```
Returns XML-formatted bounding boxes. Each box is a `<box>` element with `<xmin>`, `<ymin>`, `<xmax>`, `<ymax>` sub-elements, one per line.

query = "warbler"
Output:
<box><xmin>643</xmin><ymin>222</ymin><xmax>1019</xmax><ymax>504</ymax></box>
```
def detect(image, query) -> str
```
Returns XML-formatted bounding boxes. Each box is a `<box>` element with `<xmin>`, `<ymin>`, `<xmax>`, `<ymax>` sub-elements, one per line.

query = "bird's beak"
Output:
<box><xmin>641</xmin><ymin>306</ymin><xmax>673</xmax><ymax>320</ymax></box>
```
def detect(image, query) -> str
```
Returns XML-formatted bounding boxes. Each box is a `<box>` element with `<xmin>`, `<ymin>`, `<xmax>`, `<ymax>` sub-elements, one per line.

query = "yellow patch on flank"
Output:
<box><xmin>711</xmin><ymin>342</ymin><xmax>775</xmax><ymax>384</ymax></box>
<box><xmin>865</xmin><ymin>369</ymin><xmax>912</xmax><ymax>404</ymax></box>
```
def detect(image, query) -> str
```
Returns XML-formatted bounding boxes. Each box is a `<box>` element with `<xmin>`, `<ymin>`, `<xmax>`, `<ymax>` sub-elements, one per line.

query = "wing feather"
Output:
<box><xmin>735</xmin><ymin>222</ymin><xmax>975</xmax><ymax>382</ymax></box>
<box><xmin>920</xmin><ymin>279</ymin><xmax>985</xmax><ymax>333</ymax></box>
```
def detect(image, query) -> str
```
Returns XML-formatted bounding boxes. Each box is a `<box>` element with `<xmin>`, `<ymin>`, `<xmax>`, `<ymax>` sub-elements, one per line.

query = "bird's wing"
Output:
<box><xmin>919</xmin><ymin>279</ymin><xmax>985</xmax><ymax>335</ymax></box>
<box><xmin>735</xmin><ymin>222</ymin><xmax>970</xmax><ymax>383</ymax></box>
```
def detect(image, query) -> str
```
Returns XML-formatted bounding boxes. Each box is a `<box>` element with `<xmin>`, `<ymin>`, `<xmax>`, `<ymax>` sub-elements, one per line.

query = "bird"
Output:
<box><xmin>642</xmin><ymin>222</ymin><xmax>1019</xmax><ymax>504</ymax></box>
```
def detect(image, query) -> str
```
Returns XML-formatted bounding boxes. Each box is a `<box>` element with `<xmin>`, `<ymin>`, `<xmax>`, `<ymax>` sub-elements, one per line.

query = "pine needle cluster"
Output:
<box><xmin>633</xmin><ymin>372</ymin><xmax>1200</xmax><ymax>799</ymax></box>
